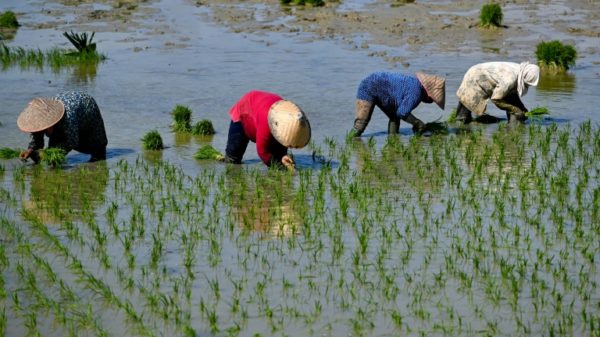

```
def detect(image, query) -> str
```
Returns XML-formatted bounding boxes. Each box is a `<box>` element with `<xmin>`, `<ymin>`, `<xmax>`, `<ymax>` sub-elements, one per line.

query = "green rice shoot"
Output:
<box><xmin>142</xmin><ymin>130</ymin><xmax>164</xmax><ymax>150</ymax></box>
<box><xmin>40</xmin><ymin>148</ymin><xmax>66</xmax><ymax>167</ymax></box>
<box><xmin>194</xmin><ymin>145</ymin><xmax>224</xmax><ymax>160</ymax></box>
<box><xmin>192</xmin><ymin>119</ymin><xmax>216</xmax><ymax>136</ymax></box>
<box><xmin>0</xmin><ymin>147</ymin><xmax>21</xmax><ymax>159</ymax></box>
<box><xmin>447</xmin><ymin>109</ymin><xmax>458</xmax><ymax>123</ymax></box>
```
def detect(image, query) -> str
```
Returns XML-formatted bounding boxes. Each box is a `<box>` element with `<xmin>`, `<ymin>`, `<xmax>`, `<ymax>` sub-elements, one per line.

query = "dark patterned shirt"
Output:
<box><xmin>28</xmin><ymin>91</ymin><xmax>107</xmax><ymax>154</ymax></box>
<box><xmin>357</xmin><ymin>72</ymin><xmax>425</xmax><ymax>119</ymax></box>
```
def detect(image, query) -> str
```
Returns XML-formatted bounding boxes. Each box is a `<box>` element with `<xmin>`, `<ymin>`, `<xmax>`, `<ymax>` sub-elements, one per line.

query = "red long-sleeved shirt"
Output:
<box><xmin>229</xmin><ymin>90</ymin><xmax>287</xmax><ymax>165</ymax></box>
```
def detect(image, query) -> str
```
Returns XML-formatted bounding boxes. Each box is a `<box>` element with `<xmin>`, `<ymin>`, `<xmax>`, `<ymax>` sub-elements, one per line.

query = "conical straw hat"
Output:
<box><xmin>268</xmin><ymin>100</ymin><xmax>311</xmax><ymax>148</ymax></box>
<box><xmin>416</xmin><ymin>72</ymin><xmax>446</xmax><ymax>110</ymax></box>
<box><xmin>17</xmin><ymin>98</ymin><xmax>65</xmax><ymax>132</ymax></box>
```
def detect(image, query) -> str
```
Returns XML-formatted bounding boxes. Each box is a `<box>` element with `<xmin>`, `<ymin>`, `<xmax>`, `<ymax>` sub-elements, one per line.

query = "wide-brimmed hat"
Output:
<box><xmin>268</xmin><ymin>100</ymin><xmax>311</xmax><ymax>148</ymax></box>
<box><xmin>415</xmin><ymin>72</ymin><xmax>446</xmax><ymax>110</ymax></box>
<box><xmin>17</xmin><ymin>97</ymin><xmax>65</xmax><ymax>132</ymax></box>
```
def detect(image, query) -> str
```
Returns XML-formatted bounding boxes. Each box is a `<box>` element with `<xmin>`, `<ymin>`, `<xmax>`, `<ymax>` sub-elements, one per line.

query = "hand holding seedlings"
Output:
<box><xmin>281</xmin><ymin>155</ymin><xmax>295</xmax><ymax>171</ymax></box>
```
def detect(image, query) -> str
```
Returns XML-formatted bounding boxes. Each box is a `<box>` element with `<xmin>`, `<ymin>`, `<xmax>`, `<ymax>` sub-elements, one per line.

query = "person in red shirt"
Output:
<box><xmin>225</xmin><ymin>90</ymin><xmax>311</xmax><ymax>169</ymax></box>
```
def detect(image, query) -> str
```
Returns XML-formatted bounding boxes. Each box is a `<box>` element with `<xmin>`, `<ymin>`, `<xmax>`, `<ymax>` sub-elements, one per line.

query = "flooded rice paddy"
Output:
<box><xmin>1</xmin><ymin>0</ymin><xmax>600</xmax><ymax>336</ymax></box>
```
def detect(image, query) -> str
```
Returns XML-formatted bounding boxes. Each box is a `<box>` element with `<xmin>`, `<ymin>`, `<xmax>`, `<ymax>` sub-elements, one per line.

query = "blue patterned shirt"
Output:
<box><xmin>28</xmin><ymin>91</ymin><xmax>107</xmax><ymax>154</ymax></box>
<box><xmin>357</xmin><ymin>72</ymin><xmax>425</xmax><ymax>119</ymax></box>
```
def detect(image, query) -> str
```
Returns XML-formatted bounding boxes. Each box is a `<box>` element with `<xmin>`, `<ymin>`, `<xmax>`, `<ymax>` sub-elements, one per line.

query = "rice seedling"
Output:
<box><xmin>192</xmin><ymin>119</ymin><xmax>216</xmax><ymax>136</ymax></box>
<box><xmin>479</xmin><ymin>3</ymin><xmax>503</xmax><ymax>28</ymax></box>
<box><xmin>40</xmin><ymin>148</ymin><xmax>66</xmax><ymax>167</ymax></box>
<box><xmin>536</xmin><ymin>40</ymin><xmax>577</xmax><ymax>72</ymax></box>
<box><xmin>171</xmin><ymin>105</ymin><xmax>192</xmax><ymax>132</ymax></box>
<box><xmin>0</xmin><ymin>11</ymin><xmax>19</xmax><ymax>29</ymax></box>
<box><xmin>447</xmin><ymin>109</ymin><xmax>457</xmax><ymax>123</ymax></box>
<box><xmin>142</xmin><ymin>130</ymin><xmax>164</xmax><ymax>150</ymax></box>
<box><xmin>0</xmin><ymin>147</ymin><xmax>21</xmax><ymax>159</ymax></box>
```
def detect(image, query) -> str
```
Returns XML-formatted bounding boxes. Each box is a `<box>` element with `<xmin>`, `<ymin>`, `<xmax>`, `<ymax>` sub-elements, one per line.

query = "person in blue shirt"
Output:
<box><xmin>350</xmin><ymin>71</ymin><xmax>445</xmax><ymax>136</ymax></box>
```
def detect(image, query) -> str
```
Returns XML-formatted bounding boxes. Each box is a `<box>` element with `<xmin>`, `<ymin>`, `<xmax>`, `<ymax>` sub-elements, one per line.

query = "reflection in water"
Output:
<box><xmin>68</xmin><ymin>61</ymin><xmax>98</xmax><ymax>84</ymax></box>
<box><xmin>224</xmin><ymin>167</ymin><xmax>301</xmax><ymax>237</ymax></box>
<box><xmin>537</xmin><ymin>71</ymin><xmax>576</xmax><ymax>94</ymax></box>
<box><xmin>24</xmin><ymin>161</ymin><xmax>109</xmax><ymax>223</ymax></box>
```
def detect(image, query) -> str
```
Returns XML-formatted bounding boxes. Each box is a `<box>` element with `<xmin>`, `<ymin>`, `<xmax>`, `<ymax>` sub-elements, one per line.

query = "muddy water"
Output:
<box><xmin>1</xmin><ymin>1</ymin><xmax>600</xmax><ymax>337</ymax></box>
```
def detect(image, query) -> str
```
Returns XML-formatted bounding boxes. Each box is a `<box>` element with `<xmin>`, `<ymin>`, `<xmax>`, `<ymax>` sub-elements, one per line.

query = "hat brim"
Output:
<box><xmin>268</xmin><ymin>100</ymin><xmax>311</xmax><ymax>148</ymax></box>
<box><xmin>17</xmin><ymin>98</ymin><xmax>65</xmax><ymax>133</ymax></box>
<box><xmin>416</xmin><ymin>72</ymin><xmax>446</xmax><ymax>110</ymax></box>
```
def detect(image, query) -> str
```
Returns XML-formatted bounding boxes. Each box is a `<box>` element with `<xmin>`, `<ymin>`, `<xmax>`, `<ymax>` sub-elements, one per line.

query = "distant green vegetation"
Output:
<box><xmin>192</xmin><ymin>119</ymin><xmax>216</xmax><ymax>136</ymax></box>
<box><xmin>0</xmin><ymin>31</ymin><xmax>105</xmax><ymax>70</ymax></box>
<box><xmin>280</xmin><ymin>0</ymin><xmax>325</xmax><ymax>6</ymax></box>
<box><xmin>479</xmin><ymin>3</ymin><xmax>503</xmax><ymax>28</ymax></box>
<box><xmin>142</xmin><ymin>130</ymin><xmax>164</xmax><ymax>150</ymax></box>
<box><xmin>171</xmin><ymin>105</ymin><xmax>192</xmax><ymax>132</ymax></box>
<box><xmin>536</xmin><ymin>40</ymin><xmax>577</xmax><ymax>72</ymax></box>
<box><xmin>0</xmin><ymin>11</ymin><xmax>19</xmax><ymax>29</ymax></box>
<box><xmin>391</xmin><ymin>0</ymin><xmax>415</xmax><ymax>7</ymax></box>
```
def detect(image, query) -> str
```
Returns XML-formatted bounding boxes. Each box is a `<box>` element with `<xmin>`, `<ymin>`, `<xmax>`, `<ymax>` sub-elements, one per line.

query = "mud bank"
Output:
<box><xmin>200</xmin><ymin>0</ymin><xmax>600</xmax><ymax>66</ymax></box>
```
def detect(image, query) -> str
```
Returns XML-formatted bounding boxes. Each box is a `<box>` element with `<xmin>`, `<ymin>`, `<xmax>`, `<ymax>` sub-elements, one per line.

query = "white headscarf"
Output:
<box><xmin>517</xmin><ymin>62</ymin><xmax>540</xmax><ymax>97</ymax></box>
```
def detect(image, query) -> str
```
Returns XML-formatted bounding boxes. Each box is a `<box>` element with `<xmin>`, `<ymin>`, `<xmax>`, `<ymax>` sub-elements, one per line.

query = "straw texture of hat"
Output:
<box><xmin>268</xmin><ymin>100</ymin><xmax>311</xmax><ymax>148</ymax></box>
<box><xmin>17</xmin><ymin>98</ymin><xmax>65</xmax><ymax>132</ymax></box>
<box><xmin>416</xmin><ymin>72</ymin><xmax>446</xmax><ymax>110</ymax></box>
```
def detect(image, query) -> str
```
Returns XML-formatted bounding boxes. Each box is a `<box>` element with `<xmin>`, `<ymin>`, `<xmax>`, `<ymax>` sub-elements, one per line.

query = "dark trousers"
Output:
<box><xmin>225</xmin><ymin>121</ymin><xmax>249</xmax><ymax>164</ymax></box>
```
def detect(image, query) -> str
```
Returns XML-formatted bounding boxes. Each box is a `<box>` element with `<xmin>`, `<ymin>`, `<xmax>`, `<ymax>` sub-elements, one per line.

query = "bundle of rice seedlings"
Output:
<box><xmin>0</xmin><ymin>147</ymin><xmax>21</xmax><ymax>159</ymax></box>
<box><xmin>479</xmin><ymin>3</ymin><xmax>503</xmax><ymax>28</ymax></box>
<box><xmin>171</xmin><ymin>105</ymin><xmax>192</xmax><ymax>132</ymax></box>
<box><xmin>536</xmin><ymin>40</ymin><xmax>577</xmax><ymax>71</ymax></box>
<box><xmin>40</xmin><ymin>148</ymin><xmax>66</xmax><ymax>167</ymax></box>
<box><xmin>0</xmin><ymin>11</ymin><xmax>19</xmax><ymax>29</ymax></box>
<box><xmin>526</xmin><ymin>106</ymin><xmax>550</xmax><ymax>117</ymax></box>
<box><xmin>194</xmin><ymin>145</ymin><xmax>224</xmax><ymax>161</ymax></box>
<box><xmin>423</xmin><ymin>121</ymin><xmax>449</xmax><ymax>135</ymax></box>
<box><xmin>192</xmin><ymin>119</ymin><xmax>216</xmax><ymax>136</ymax></box>
<box><xmin>142</xmin><ymin>130</ymin><xmax>164</xmax><ymax>150</ymax></box>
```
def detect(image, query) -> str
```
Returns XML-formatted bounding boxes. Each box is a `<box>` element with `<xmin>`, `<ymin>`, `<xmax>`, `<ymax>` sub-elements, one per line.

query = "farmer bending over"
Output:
<box><xmin>224</xmin><ymin>90</ymin><xmax>311</xmax><ymax>170</ymax></box>
<box><xmin>350</xmin><ymin>71</ymin><xmax>446</xmax><ymax>136</ymax></box>
<box><xmin>18</xmin><ymin>91</ymin><xmax>108</xmax><ymax>163</ymax></box>
<box><xmin>455</xmin><ymin>61</ymin><xmax>540</xmax><ymax>124</ymax></box>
